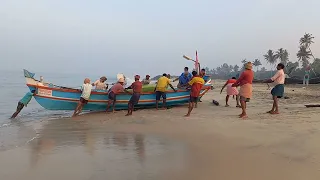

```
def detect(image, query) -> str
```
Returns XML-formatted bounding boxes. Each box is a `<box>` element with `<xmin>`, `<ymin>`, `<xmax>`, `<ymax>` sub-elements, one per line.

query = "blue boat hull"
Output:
<box><xmin>27</xmin><ymin>82</ymin><xmax>211</xmax><ymax>111</ymax></box>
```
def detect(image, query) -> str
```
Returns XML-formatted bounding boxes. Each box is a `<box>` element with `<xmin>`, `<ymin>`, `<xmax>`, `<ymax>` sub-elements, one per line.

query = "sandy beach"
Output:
<box><xmin>1</xmin><ymin>81</ymin><xmax>320</xmax><ymax>180</ymax></box>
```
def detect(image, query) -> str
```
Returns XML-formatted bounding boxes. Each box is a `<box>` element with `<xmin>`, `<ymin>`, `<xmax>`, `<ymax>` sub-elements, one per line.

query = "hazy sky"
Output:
<box><xmin>1</xmin><ymin>0</ymin><xmax>320</xmax><ymax>77</ymax></box>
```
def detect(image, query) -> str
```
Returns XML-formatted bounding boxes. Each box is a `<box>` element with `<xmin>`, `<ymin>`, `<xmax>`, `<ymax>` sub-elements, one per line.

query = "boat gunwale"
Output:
<box><xmin>33</xmin><ymin>90</ymin><xmax>209</xmax><ymax>103</ymax></box>
<box><xmin>26</xmin><ymin>83</ymin><xmax>211</xmax><ymax>95</ymax></box>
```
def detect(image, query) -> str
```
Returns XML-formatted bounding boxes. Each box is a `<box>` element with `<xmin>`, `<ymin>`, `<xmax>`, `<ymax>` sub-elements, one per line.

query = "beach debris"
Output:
<box><xmin>212</xmin><ymin>100</ymin><xmax>219</xmax><ymax>106</ymax></box>
<box><xmin>284</xmin><ymin>96</ymin><xmax>290</xmax><ymax>99</ymax></box>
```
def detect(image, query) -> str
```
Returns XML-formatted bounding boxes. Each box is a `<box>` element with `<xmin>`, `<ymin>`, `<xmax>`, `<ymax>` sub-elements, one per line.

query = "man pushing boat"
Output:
<box><xmin>72</xmin><ymin>78</ymin><xmax>92</xmax><ymax>117</ymax></box>
<box><xmin>10</xmin><ymin>90</ymin><xmax>36</xmax><ymax>119</ymax></box>
<box><xmin>106</xmin><ymin>78</ymin><xmax>125</xmax><ymax>113</ymax></box>
<box><xmin>125</xmin><ymin>75</ymin><xmax>142</xmax><ymax>116</ymax></box>
<box><xmin>155</xmin><ymin>73</ymin><xmax>176</xmax><ymax>110</ymax></box>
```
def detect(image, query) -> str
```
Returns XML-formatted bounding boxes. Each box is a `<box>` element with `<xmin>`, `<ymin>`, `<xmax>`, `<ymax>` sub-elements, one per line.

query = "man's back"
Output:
<box><xmin>156</xmin><ymin>76</ymin><xmax>170</xmax><ymax>92</ymax></box>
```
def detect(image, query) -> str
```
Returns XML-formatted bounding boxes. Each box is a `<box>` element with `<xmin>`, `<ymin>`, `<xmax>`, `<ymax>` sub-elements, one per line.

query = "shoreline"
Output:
<box><xmin>1</xmin><ymin>83</ymin><xmax>320</xmax><ymax>179</ymax></box>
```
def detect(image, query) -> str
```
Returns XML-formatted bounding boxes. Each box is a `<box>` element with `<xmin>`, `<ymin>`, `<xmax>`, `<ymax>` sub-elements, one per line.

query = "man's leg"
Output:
<box><xmin>126</xmin><ymin>102</ymin><xmax>131</xmax><ymax>116</ymax></box>
<box><xmin>106</xmin><ymin>100</ymin><xmax>112</xmax><ymax>112</ymax></box>
<box><xmin>162</xmin><ymin>93</ymin><xmax>167</xmax><ymax>109</ymax></box>
<box><xmin>185</xmin><ymin>102</ymin><xmax>194</xmax><ymax>117</ymax></box>
<box><xmin>155</xmin><ymin>92</ymin><xmax>160</xmax><ymax>110</ymax></box>
<box><xmin>77</xmin><ymin>103</ymin><xmax>84</xmax><ymax>116</ymax></box>
<box><xmin>162</xmin><ymin>99</ymin><xmax>167</xmax><ymax>109</ymax></box>
<box><xmin>112</xmin><ymin>99</ymin><xmax>116</xmax><ymax>113</ymax></box>
<box><xmin>73</xmin><ymin>102</ymin><xmax>82</xmax><ymax>117</ymax></box>
<box><xmin>236</xmin><ymin>95</ymin><xmax>241</xmax><ymax>107</ymax></box>
<box><xmin>239</xmin><ymin>98</ymin><xmax>248</xmax><ymax>119</ymax></box>
<box><xmin>225</xmin><ymin>95</ymin><xmax>230</xmax><ymax>107</ymax></box>
<box><xmin>195</xmin><ymin>97</ymin><xmax>199</xmax><ymax>108</ymax></box>
<box><xmin>11</xmin><ymin>103</ymin><xmax>24</xmax><ymax>119</ymax></box>
<box><xmin>270</xmin><ymin>96</ymin><xmax>279</xmax><ymax>114</ymax></box>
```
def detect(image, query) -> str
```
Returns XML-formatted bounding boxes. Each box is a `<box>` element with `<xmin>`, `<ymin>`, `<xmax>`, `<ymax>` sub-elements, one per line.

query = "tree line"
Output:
<box><xmin>204</xmin><ymin>33</ymin><xmax>320</xmax><ymax>80</ymax></box>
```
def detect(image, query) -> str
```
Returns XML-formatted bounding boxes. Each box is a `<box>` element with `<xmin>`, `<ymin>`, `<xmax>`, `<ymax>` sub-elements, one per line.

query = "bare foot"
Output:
<box><xmin>270</xmin><ymin>111</ymin><xmax>279</xmax><ymax>115</ymax></box>
<box><xmin>239</xmin><ymin>114</ymin><xmax>248</xmax><ymax>119</ymax></box>
<box><xmin>125</xmin><ymin>113</ymin><xmax>131</xmax><ymax>116</ymax></box>
<box><xmin>236</xmin><ymin>105</ymin><xmax>241</xmax><ymax>108</ymax></box>
<box><xmin>266</xmin><ymin>110</ymin><xmax>274</xmax><ymax>114</ymax></box>
<box><xmin>225</xmin><ymin>104</ymin><xmax>230</xmax><ymax>107</ymax></box>
<box><xmin>184</xmin><ymin>114</ymin><xmax>190</xmax><ymax>117</ymax></box>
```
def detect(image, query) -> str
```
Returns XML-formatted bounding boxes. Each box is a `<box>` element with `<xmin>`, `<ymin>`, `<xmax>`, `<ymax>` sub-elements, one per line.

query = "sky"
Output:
<box><xmin>1</xmin><ymin>0</ymin><xmax>320</xmax><ymax>77</ymax></box>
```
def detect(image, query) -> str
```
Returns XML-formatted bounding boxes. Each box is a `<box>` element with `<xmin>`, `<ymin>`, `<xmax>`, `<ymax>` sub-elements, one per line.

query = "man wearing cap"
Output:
<box><xmin>154</xmin><ymin>73</ymin><xmax>176</xmax><ymax>110</ymax></box>
<box><xmin>232</xmin><ymin>62</ymin><xmax>254</xmax><ymax>119</ymax></box>
<box><xmin>125</xmin><ymin>75</ymin><xmax>143</xmax><ymax>116</ymax></box>
<box><xmin>142</xmin><ymin>75</ymin><xmax>151</xmax><ymax>85</ymax></box>
<box><xmin>106</xmin><ymin>78</ymin><xmax>125</xmax><ymax>113</ymax></box>
<box><xmin>92</xmin><ymin>76</ymin><xmax>108</xmax><ymax>90</ymax></box>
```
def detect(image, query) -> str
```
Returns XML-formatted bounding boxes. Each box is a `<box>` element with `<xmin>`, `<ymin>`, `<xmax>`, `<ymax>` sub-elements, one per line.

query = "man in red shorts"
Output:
<box><xmin>185</xmin><ymin>71</ymin><xmax>204</xmax><ymax>117</ymax></box>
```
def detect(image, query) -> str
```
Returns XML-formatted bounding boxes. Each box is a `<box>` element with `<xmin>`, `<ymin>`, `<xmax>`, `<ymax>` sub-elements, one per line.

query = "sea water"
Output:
<box><xmin>0</xmin><ymin>70</ymin><xmax>117</xmax><ymax>150</ymax></box>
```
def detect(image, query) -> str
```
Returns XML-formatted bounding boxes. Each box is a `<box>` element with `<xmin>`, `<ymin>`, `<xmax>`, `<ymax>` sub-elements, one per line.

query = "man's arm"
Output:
<box><xmin>169</xmin><ymin>83</ymin><xmax>176</xmax><ymax>92</ymax></box>
<box><xmin>232</xmin><ymin>73</ymin><xmax>244</xmax><ymax>87</ymax></box>
<box><xmin>263</xmin><ymin>71</ymin><xmax>279</xmax><ymax>83</ymax></box>
<box><xmin>220</xmin><ymin>82</ymin><xmax>228</xmax><ymax>94</ymax></box>
<box><xmin>172</xmin><ymin>77</ymin><xmax>179</xmax><ymax>82</ymax></box>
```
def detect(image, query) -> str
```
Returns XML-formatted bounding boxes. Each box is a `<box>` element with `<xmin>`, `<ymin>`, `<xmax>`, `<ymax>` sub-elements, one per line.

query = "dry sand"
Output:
<box><xmin>1</xmin><ymin>81</ymin><xmax>320</xmax><ymax>180</ymax></box>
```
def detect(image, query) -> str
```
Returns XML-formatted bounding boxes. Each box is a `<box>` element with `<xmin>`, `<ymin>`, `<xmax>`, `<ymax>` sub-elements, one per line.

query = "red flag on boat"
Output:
<box><xmin>195</xmin><ymin>51</ymin><xmax>199</xmax><ymax>73</ymax></box>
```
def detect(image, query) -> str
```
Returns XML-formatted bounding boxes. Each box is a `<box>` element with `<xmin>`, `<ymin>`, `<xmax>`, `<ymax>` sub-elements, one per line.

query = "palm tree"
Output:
<box><xmin>233</xmin><ymin>65</ymin><xmax>239</xmax><ymax>72</ymax></box>
<box><xmin>276</xmin><ymin>48</ymin><xmax>289</xmax><ymax>65</ymax></box>
<box><xmin>299</xmin><ymin>33</ymin><xmax>316</xmax><ymax>68</ymax></box>
<box><xmin>300</xmin><ymin>33</ymin><xmax>314</xmax><ymax>48</ymax></box>
<box><xmin>253</xmin><ymin>59</ymin><xmax>262</xmax><ymax>72</ymax></box>
<box><xmin>297</xmin><ymin>46</ymin><xmax>312</xmax><ymax>68</ymax></box>
<box><xmin>240</xmin><ymin>59</ymin><xmax>247</xmax><ymax>70</ymax></box>
<box><xmin>264</xmin><ymin>50</ymin><xmax>278</xmax><ymax>66</ymax></box>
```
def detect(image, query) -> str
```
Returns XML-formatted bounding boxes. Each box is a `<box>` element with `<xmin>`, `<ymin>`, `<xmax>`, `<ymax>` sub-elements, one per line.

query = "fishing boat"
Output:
<box><xmin>24</xmin><ymin>70</ymin><xmax>212</xmax><ymax>111</ymax></box>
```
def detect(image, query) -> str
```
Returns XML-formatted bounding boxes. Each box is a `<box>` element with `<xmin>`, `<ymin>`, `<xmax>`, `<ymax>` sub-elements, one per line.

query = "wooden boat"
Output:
<box><xmin>24</xmin><ymin>70</ymin><xmax>212</xmax><ymax>111</ymax></box>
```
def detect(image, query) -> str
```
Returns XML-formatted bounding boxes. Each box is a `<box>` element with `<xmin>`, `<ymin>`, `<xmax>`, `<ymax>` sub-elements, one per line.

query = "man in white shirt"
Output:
<box><xmin>92</xmin><ymin>76</ymin><xmax>108</xmax><ymax>90</ymax></box>
<box><xmin>73</xmin><ymin>78</ymin><xmax>93</xmax><ymax>117</ymax></box>
<box><xmin>263</xmin><ymin>63</ymin><xmax>285</xmax><ymax>114</ymax></box>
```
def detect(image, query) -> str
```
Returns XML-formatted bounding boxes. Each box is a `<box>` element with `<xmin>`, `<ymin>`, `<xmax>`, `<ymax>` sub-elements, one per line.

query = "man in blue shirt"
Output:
<box><xmin>11</xmin><ymin>90</ymin><xmax>36</xmax><ymax>119</ymax></box>
<box><xmin>173</xmin><ymin>67</ymin><xmax>192</xmax><ymax>88</ymax></box>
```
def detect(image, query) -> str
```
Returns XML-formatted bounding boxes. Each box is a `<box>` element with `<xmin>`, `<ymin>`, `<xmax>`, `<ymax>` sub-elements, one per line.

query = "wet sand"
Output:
<box><xmin>1</xmin><ymin>82</ymin><xmax>320</xmax><ymax>180</ymax></box>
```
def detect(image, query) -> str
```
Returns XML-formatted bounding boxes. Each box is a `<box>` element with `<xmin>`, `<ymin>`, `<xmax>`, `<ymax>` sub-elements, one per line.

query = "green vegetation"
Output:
<box><xmin>201</xmin><ymin>33</ymin><xmax>320</xmax><ymax>80</ymax></box>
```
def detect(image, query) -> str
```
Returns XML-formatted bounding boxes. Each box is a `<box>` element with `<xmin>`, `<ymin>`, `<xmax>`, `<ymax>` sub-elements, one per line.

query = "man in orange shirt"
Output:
<box><xmin>185</xmin><ymin>71</ymin><xmax>205</xmax><ymax>117</ymax></box>
<box><xmin>232</xmin><ymin>62</ymin><xmax>254</xmax><ymax>119</ymax></box>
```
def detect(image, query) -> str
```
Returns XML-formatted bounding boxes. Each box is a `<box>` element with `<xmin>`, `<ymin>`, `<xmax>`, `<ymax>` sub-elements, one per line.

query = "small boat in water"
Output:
<box><xmin>23</xmin><ymin>70</ymin><xmax>212</xmax><ymax>111</ymax></box>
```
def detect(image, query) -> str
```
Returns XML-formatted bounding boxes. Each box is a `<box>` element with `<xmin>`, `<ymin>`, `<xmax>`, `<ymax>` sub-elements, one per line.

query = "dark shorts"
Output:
<box><xmin>108</xmin><ymin>91</ymin><xmax>116</xmax><ymax>101</ymax></box>
<box><xmin>155</xmin><ymin>91</ymin><xmax>166</xmax><ymax>101</ymax></box>
<box><xmin>240</xmin><ymin>96</ymin><xmax>250</xmax><ymax>102</ymax></box>
<box><xmin>129</xmin><ymin>93</ymin><xmax>141</xmax><ymax>105</ymax></box>
<box><xmin>80</xmin><ymin>97</ymin><xmax>88</xmax><ymax>104</ymax></box>
<box><xmin>16</xmin><ymin>102</ymin><xmax>24</xmax><ymax>111</ymax></box>
<box><xmin>271</xmin><ymin>84</ymin><xmax>284</xmax><ymax>98</ymax></box>
<box><xmin>189</xmin><ymin>96</ymin><xmax>198</xmax><ymax>103</ymax></box>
